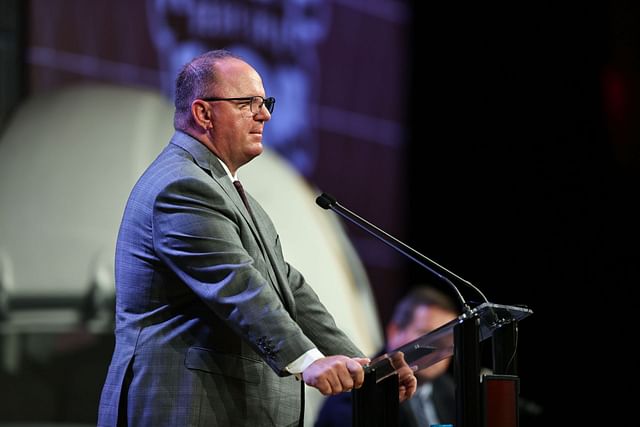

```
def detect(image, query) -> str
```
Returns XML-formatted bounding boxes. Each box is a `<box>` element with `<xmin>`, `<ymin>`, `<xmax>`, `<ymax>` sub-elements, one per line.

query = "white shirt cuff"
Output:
<box><xmin>285</xmin><ymin>348</ymin><xmax>325</xmax><ymax>379</ymax></box>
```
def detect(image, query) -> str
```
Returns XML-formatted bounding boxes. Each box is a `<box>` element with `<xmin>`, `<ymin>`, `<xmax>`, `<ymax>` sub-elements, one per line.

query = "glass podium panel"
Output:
<box><xmin>366</xmin><ymin>302</ymin><xmax>533</xmax><ymax>383</ymax></box>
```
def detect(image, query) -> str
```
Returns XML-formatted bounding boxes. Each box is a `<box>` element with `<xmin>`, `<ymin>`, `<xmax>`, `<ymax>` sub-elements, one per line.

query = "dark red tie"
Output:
<box><xmin>233</xmin><ymin>180</ymin><xmax>254</xmax><ymax>217</ymax></box>
<box><xmin>235</xmin><ymin>178</ymin><xmax>305</xmax><ymax>425</ymax></box>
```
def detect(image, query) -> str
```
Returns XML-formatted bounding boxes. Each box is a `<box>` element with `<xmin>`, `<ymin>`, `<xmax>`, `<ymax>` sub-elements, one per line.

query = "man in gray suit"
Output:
<box><xmin>97</xmin><ymin>49</ymin><xmax>416</xmax><ymax>427</ymax></box>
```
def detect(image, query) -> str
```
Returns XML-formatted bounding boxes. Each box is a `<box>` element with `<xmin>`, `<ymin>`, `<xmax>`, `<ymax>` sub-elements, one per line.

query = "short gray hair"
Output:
<box><xmin>173</xmin><ymin>49</ymin><xmax>242</xmax><ymax>130</ymax></box>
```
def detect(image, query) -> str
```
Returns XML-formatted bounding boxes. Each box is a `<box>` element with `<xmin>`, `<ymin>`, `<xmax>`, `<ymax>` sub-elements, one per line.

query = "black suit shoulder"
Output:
<box><xmin>432</xmin><ymin>373</ymin><xmax>456</xmax><ymax>424</ymax></box>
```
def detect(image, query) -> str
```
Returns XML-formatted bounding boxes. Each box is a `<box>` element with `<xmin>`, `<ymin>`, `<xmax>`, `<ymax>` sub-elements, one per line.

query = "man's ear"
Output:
<box><xmin>191</xmin><ymin>99</ymin><xmax>213</xmax><ymax>130</ymax></box>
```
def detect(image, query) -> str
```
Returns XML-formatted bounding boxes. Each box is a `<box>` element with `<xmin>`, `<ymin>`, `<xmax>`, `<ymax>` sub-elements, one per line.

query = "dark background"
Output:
<box><xmin>409</xmin><ymin>1</ymin><xmax>639</xmax><ymax>424</ymax></box>
<box><xmin>1</xmin><ymin>0</ymin><xmax>639</xmax><ymax>424</ymax></box>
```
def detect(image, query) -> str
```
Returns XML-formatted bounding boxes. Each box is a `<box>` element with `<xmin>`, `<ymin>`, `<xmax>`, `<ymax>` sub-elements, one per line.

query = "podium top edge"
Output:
<box><xmin>470</xmin><ymin>302</ymin><xmax>533</xmax><ymax>315</ymax></box>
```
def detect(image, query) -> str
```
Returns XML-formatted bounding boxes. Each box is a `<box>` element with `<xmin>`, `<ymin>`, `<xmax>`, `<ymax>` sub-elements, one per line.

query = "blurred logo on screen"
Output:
<box><xmin>147</xmin><ymin>0</ymin><xmax>331</xmax><ymax>175</ymax></box>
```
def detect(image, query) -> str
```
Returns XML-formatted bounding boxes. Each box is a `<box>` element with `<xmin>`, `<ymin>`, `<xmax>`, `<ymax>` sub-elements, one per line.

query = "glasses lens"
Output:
<box><xmin>249</xmin><ymin>97</ymin><xmax>260</xmax><ymax>114</ymax></box>
<box><xmin>264</xmin><ymin>97</ymin><xmax>275</xmax><ymax>113</ymax></box>
<box><xmin>251</xmin><ymin>96</ymin><xmax>275</xmax><ymax>114</ymax></box>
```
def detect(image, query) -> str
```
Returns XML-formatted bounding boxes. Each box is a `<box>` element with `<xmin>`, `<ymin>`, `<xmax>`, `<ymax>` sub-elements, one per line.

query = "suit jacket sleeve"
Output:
<box><xmin>285</xmin><ymin>261</ymin><xmax>364</xmax><ymax>358</ymax></box>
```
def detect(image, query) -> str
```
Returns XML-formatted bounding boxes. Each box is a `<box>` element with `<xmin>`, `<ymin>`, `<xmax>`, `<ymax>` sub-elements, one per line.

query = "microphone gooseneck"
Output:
<box><xmin>315</xmin><ymin>192</ymin><xmax>487</xmax><ymax>316</ymax></box>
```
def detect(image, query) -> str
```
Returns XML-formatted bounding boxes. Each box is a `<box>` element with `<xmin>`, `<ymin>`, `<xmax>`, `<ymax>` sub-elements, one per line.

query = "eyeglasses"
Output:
<box><xmin>200</xmin><ymin>96</ymin><xmax>276</xmax><ymax>114</ymax></box>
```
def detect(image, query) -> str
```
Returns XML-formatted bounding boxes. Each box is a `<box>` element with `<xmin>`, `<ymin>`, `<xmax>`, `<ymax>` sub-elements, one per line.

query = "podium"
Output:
<box><xmin>353</xmin><ymin>302</ymin><xmax>533</xmax><ymax>427</ymax></box>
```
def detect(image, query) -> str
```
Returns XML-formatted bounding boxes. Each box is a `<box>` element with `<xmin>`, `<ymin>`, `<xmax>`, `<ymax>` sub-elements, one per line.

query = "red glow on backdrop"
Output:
<box><xmin>603</xmin><ymin>67</ymin><xmax>628</xmax><ymax>125</ymax></box>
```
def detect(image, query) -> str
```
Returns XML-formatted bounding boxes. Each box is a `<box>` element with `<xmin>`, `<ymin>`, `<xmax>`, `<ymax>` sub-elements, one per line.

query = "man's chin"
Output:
<box><xmin>253</xmin><ymin>142</ymin><xmax>264</xmax><ymax>153</ymax></box>
<box><xmin>246</xmin><ymin>143</ymin><xmax>263</xmax><ymax>160</ymax></box>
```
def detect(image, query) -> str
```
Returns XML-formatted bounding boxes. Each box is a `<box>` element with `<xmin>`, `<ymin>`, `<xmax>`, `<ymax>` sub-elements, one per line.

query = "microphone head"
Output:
<box><xmin>315</xmin><ymin>192</ymin><xmax>337</xmax><ymax>209</ymax></box>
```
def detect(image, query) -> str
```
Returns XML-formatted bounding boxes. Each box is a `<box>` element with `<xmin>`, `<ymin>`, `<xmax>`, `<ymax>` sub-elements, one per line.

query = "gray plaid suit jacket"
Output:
<box><xmin>98</xmin><ymin>131</ymin><xmax>363</xmax><ymax>426</ymax></box>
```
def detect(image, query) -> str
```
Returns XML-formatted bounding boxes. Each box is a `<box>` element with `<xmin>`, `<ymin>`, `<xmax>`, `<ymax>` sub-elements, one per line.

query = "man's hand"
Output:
<box><xmin>302</xmin><ymin>355</ymin><xmax>370</xmax><ymax>395</ymax></box>
<box><xmin>388</xmin><ymin>351</ymin><xmax>417</xmax><ymax>402</ymax></box>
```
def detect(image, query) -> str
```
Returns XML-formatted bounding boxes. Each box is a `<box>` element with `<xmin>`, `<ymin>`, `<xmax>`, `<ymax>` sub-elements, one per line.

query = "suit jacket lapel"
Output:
<box><xmin>169</xmin><ymin>132</ymin><xmax>287</xmax><ymax>305</ymax></box>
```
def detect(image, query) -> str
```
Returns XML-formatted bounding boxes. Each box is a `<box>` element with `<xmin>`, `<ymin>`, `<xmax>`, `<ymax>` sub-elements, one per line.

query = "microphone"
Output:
<box><xmin>315</xmin><ymin>192</ymin><xmax>489</xmax><ymax>316</ymax></box>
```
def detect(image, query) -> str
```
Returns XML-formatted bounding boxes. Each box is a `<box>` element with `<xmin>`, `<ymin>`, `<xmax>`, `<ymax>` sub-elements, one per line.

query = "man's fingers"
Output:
<box><xmin>302</xmin><ymin>354</ymin><xmax>416</xmax><ymax>399</ymax></box>
<box><xmin>316</xmin><ymin>378</ymin><xmax>332</xmax><ymax>395</ymax></box>
<box><xmin>397</xmin><ymin>368</ymin><xmax>417</xmax><ymax>402</ymax></box>
<box><xmin>346</xmin><ymin>358</ymin><xmax>366</xmax><ymax>389</ymax></box>
<box><xmin>307</xmin><ymin>372</ymin><xmax>342</xmax><ymax>395</ymax></box>
<box><xmin>389</xmin><ymin>353</ymin><xmax>417</xmax><ymax>403</ymax></box>
<box><xmin>325</xmin><ymin>371</ymin><xmax>343</xmax><ymax>394</ymax></box>
<box><xmin>352</xmin><ymin>357</ymin><xmax>371</xmax><ymax>366</ymax></box>
<box><xmin>303</xmin><ymin>355</ymin><xmax>366</xmax><ymax>395</ymax></box>
<box><xmin>336</xmin><ymin>369</ymin><xmax>355</xmax><ymax>393</ymax></box>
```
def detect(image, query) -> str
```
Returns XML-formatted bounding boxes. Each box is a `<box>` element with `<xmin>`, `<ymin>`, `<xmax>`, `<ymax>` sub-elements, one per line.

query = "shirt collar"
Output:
<box><xmin>216</xmin><ymin>158</ymin><xmax>238</xmax><ymax>182</ymax></box>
